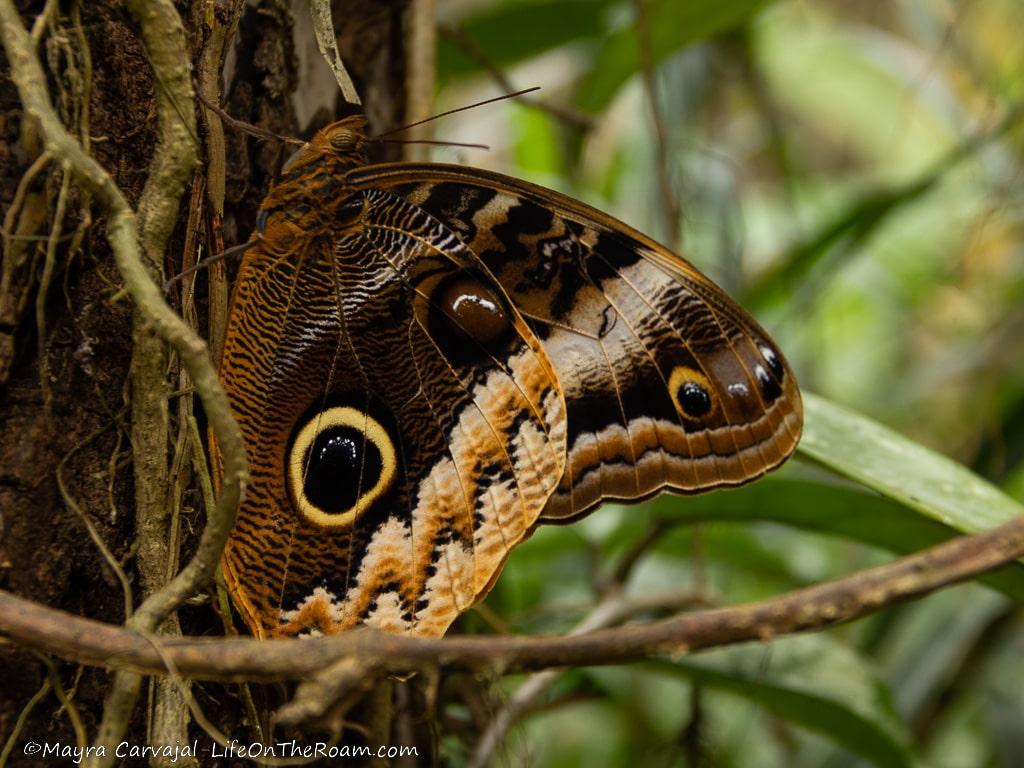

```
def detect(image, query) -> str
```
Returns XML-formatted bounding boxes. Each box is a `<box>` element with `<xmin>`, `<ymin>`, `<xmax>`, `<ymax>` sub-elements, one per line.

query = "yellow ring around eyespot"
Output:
<box><xmin>668</xmin><ymin>365</ymin><xmax>716</xmax><ymax>419</ymax></box>
<box><xmin>288</xmin><ymin>406</ymin><xmax>397</xmax><ymax>529</ymax></box>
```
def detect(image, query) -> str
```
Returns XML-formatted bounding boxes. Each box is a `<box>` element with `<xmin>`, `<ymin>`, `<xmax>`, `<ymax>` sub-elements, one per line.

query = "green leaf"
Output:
<box><xmin>575</xmin><ymin>0</ymin><xmax>774</xmax><ymax>113</ymax></box>
<box><xmin>648</xmin><ymin>393</ymin><xmax>1024</xmax><ymax>600</ymax></box>
<box><xmin>798</xmin><ymin>393</ymin><xmax>1024</xmax><ymax>533</ymax></box>
<box><xmin>438</xmin><ymin>0</ymin><xmax>614</xmax><ymax>83</ymax></box>
<box><xmin>650</xmin><ymin>474</ymin><xmax>1024</xmax><ymax>602</ymax></box>
<box><xmin>648</xmin><ymin>635</ymin><xmax>915</xmax><ymax>768</ymax></box>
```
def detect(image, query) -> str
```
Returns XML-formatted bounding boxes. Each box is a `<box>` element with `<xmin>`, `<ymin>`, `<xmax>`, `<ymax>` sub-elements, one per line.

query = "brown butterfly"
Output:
<box><xmin>211</xmin><ymin>116</ymin><xmax>802</xmax><ymax>639</ymax></box>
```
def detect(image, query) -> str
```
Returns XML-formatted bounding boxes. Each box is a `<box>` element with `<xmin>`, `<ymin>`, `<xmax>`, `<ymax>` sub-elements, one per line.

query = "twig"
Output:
<box><xmin>35</xmin><ymin>163</ymin><xmax>70</xmax><ymax>414</ymax></box>
<box><xmin>28</xmin><ymin>0</ymin><xmax>56</xmax><ymax>45</ymax></box>
<box><xmin>404</xmin><ymin>0</ymin><xmax>436</xmax><ymax>161</ymax></box>
<box><xmin>35</xmin><ymin>652</ymin><xmax>88</xmax><ymax>753</ymax></box>
<box><xmin>439</xmin><ymin>24</ymin><xmax>593</xmax><ymax>131</ymax></box>
<box><xmin>609</xmin><ymin>518</ymin><xmax>677</xmax><ymax>587</ymax></box>
<box><xmin>195</xmin><ymin>0</ymin><xmax>248</xmax><ymax>219</ymax></box>
<box><xmin>0</xmin><ymin>150</ymin><xmax>50</xmax><ymax>257</ymax></box>
<box><xmin>310</xmin><ymin>0</ymin><xmax>360</xmax><ymax>105</ymax></box>
<box><xmin>469</xmin><ymin>591</ymin><xmax>634</xmax><ymax>768</ymax></box>
<box><xmin>0</xmin><ymin>676</ymin><xmax>51</xmax><ymax>766</ymax></box>
<box><xmin>2</xmin><ymin>513</ymin><xmax>1023</xmax><ymax>681</ymax></box>
<box><xmin>469</xmin><ymin>589</ymin><xmax>711</xmax><ymax>767</ymax></box>
<box><xmin>55</xmin><ymin>412</ymin><xmax>135</xmax><ymax>620</ymax></box>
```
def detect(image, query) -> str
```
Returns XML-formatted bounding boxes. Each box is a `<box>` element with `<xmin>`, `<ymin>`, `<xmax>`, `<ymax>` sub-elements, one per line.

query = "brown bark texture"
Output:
<box><xmin>0</xmin><ymin>0</ymin><xmax>409</xmax><ymax>761</ymax></box>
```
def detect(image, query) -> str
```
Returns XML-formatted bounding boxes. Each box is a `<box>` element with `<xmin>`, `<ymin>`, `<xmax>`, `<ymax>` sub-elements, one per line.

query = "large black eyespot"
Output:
<box><xmin>304</xmin><ymin>428</ymin><xmax>381</xmax><ymax>511</ymax></box>
<box><xmin>288</xmin><ymin>406</ymin><xmax>396</xmax><ymax>528</ymax></box>
<box><xmin>429</xmin><ymin>271</ymin><xmax>514</xmax><ymax>362</ymax></box>
<box><xmin>668</xmin><ymin>366</ymin><xmax>716</xmax><ymax>420</ymax></box>
<box><xmin>678</xmin><ymin>381</ymin><xmax>712</xmax><ymax>417</ymax></box>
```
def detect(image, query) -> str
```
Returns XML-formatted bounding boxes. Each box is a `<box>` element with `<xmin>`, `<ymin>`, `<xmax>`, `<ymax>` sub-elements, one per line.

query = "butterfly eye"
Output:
<box><xmin>288</xmin><ymin>406</ymin><xmax>397</xmax><ymax>528</ymax></box>
<box><xmin>337</xmin><ymin>196</ymin><xmax>365</xmax><ymax>224</ymax></box>
<box><xmin>668</xmin><ymin>366</ymin><xmax>716</xmax><ymax>420</ymax></box>
<box><xmin>329</xmin><ymin>129</ymin><xmax>360</xmax><ymax>152</ymax></box>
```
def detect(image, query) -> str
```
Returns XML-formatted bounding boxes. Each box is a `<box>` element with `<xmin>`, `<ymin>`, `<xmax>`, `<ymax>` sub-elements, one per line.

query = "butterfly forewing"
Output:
<box><xmin>348</xmin><ymin>165</ymin><xmax>802</xmax><ymax>523</ymax></box>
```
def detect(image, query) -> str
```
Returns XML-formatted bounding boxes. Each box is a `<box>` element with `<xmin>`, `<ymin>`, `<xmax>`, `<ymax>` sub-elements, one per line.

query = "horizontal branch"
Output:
<box><xmin>2</xmin><ymin>514</ymin><xmax>1023</xmax><ymax>681</ymax></box>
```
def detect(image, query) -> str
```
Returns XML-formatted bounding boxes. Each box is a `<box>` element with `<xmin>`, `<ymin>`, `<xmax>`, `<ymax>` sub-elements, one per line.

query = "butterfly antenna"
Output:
<box><xmin>163</xmin><ymin>239</ymin><xmax>257</xmax><ymax>293</ymax></box>
<box><xmin>374</xmin><ymin>86</ymin><xmax>541</xmax><ymax>138</ymax></box>
<box><xmin>376</xmin><ymin>138</ymin><xmax>490</xmax><ymax>150</ymax></box>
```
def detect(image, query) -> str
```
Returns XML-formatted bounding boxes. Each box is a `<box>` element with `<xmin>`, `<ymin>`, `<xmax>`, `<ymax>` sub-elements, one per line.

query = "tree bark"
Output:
<box><xmin>0</xmin><ymin>0</ymin><xmax>411</xmax><ymax>755</ymax></box>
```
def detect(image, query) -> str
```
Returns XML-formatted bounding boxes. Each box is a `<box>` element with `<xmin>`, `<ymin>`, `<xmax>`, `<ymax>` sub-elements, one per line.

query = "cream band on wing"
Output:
<box><xmin>288</xmin><ymin>406</ymin><xmax>397</xmax><ymax>528</ymax></box>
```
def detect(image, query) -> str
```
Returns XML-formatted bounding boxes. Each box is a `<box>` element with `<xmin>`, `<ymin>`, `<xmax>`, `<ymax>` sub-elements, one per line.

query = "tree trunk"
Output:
<box><xmin>0</xmin><ymin>0</ymin><xmax>412</xmax><ymax>759</ymax></box>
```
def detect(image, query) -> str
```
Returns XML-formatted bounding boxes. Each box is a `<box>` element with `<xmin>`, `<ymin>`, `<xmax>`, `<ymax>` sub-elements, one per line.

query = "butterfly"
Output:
<box><xmin>211</xmin><ymin>115</ymin><xmax>802</xmax><ymax>639</ymax></box>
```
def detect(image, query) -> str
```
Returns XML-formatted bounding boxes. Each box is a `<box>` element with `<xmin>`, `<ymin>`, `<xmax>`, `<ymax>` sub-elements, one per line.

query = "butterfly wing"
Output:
<box><xmin>347</xmin><ymin>164</ymin><xmax>802</xmax><ymax>524</ymax></box>
<box><xmin>217</xmin><ymin>188</ymin><xmax>565</xmax><ymax>637</ymax></box>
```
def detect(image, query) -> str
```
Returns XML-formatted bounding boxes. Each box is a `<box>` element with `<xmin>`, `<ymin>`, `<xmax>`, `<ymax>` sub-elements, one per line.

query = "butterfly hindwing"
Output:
<box><xmin>218</xmin><ymin>166</ymin><xmax>565</xmax><ymax>637</ymax></box>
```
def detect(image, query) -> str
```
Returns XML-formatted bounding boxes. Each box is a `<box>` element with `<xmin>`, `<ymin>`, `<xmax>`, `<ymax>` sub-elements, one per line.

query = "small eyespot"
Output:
<box><xmin>758</xmin><ymin>343</ymin><xmax>784</xmax><ymax>380</ymax></box>
<box><xmin>679</xmin><ymin>381</ymin><xmax>712</xmax><ymax>417</ymax></box>
<box><xmin>727</xmin><ymin>382</ymin><xmax>750</xmax><ymax>399</ymax></box>
<box><xmin>428</xmin><ymin>271</ymin><xmax>514</xmax><ymax>363</ymax></box>
<box><xmin>288</xmin><ymin>407</ymin><xmax>396</xmax><ymax>528</ymax></box>
<box><xmin>668</xmin><ymin>366</ymin><xmax>715</xmax><ymax>419</ymax></box>
<box><xmin>754</xmin><ymin>363</ymin><xmax>782</xmax><ymax>401</ymax></box>
<box><xmin>439</xmin><ymin>275</ymin><xmax>510</xmax><ymax>344</ymax></box>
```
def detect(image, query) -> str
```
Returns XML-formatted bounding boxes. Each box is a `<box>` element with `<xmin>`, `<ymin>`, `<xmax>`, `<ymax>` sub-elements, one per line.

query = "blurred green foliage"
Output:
<box><xmin>429</xmin><ymin>1</ymin><xmax>1024</xmax><ymax>765</ymax></box>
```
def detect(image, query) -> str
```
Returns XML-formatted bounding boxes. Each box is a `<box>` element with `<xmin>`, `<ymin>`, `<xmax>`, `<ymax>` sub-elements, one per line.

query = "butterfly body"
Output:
<box><xmin>214</xmin><ymin>117</ymin><xmax>801</xmax><ymax>639</ymax></box>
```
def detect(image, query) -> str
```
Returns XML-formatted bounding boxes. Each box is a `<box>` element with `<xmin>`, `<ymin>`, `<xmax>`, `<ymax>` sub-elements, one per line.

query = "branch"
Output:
<box><xmin>2</xmin><ymin>513</ymin><xmax>1023</xmax><ymax>681</ymax></box>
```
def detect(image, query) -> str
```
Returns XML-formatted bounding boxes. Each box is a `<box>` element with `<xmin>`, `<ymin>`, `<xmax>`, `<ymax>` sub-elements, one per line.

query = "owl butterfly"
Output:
<box><xmin>212</xmin><ymin>115</ymin><xmax>802</xmax><ymax>639</ymax></box>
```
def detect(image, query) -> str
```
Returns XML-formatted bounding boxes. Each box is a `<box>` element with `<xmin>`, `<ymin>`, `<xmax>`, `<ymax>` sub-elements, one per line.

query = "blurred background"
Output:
<box><xmin>404</xmin><ymin>1</ymin><xmax>1024</xmax><ymax>765</ymax></box>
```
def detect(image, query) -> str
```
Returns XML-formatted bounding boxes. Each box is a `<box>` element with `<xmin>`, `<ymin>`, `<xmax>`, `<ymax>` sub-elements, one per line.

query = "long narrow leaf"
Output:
<box><xmin>798</xmin><ymin>393</ymin><xmax>1024</xmax><ymax>533</ymax></box>
<box><xmin>647</xmin><ymin>635</ymin><xmax>914</xmax><ymax>768</ymax></box>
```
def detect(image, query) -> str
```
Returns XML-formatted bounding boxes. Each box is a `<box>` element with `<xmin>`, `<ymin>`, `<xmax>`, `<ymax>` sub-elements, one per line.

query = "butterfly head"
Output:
<box><xmin>255</xmin><ymin>116</ymin><xmax>371</xmax><ymax>243</ymax></box>
<box><xmin>278</xmin><ymin>115</ymin><xmax>369</xmax><ymax>177</ymax></box>
<box><xmin>312</xmin><ymin>115</ymin><xmax>369</xmax><ymax>162</ymax></box>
